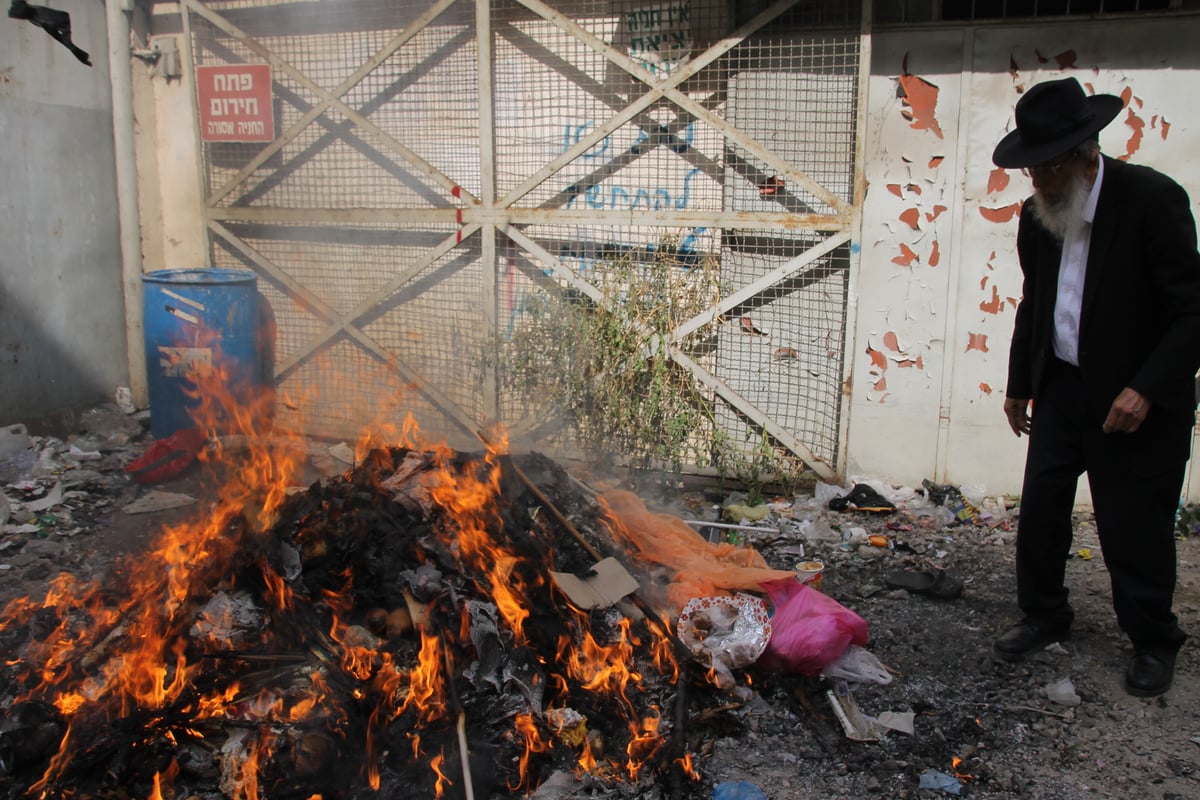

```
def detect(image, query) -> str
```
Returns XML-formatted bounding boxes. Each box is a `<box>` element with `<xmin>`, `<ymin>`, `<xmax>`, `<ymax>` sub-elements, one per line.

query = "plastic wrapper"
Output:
<box><xmin>820</xmin><ymin>644</ymin><xmax>893</xmax><ymax>685</ymax></box>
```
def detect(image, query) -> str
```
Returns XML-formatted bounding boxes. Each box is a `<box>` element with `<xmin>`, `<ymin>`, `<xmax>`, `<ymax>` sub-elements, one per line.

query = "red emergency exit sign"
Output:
<box><xmin>197</xmin><ymin>64</ymin><xmax>274</xmax><ymax>142</ymax></box>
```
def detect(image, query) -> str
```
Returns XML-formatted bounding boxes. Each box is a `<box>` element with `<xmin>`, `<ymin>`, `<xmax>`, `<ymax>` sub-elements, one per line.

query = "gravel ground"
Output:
<box><xmin>680</xmin><ymin>494</ymin><xmax>1200</xmax><ymax>800</ymax></box>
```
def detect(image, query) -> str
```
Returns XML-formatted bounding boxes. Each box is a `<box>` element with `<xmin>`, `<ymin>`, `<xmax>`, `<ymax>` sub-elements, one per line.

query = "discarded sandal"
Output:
<box><xmin>885</xmin><ymin>569</ymin><xmax>964</xmax><ymax>600</ymax></box>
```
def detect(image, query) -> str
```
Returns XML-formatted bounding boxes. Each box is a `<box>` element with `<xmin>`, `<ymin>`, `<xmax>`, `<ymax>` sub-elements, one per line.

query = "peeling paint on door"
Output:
<box><xmin>892</xmin><ymin>243</ymin><xmax>919</xmax><ymax>267</ymax></box>
<box><xmin>898</xmin><ymin>54</ymin><xmax>944</xmax><ymax>138</ymax></box>
<box><xmin>980</xmin><ymin>203</ymin><xmax>1021</xmax><ymax>224</ymax></box>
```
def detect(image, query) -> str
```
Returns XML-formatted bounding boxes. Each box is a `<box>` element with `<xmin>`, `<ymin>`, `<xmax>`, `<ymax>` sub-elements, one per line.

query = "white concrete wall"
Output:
<box><xmin>847</xmin><ymin>17</ymin><xmax>1200</xmax><ymax>500</ymax></box>
<box><xmin>0</xmin><ymin>0</ymin><xmax>129</xmax><ymax>422</ymax></box>
<box><xmin>132</xmin><ymin>30</ymin><xmax>208</xmax><ymax>276</ymax></box>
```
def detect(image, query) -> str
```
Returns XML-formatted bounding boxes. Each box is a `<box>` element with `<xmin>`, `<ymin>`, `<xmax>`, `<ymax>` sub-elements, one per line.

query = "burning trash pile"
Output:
<box><xmin>0</xmin><ymin>430</ymin><xmax>810</xmax><ymax>800</ymax></box>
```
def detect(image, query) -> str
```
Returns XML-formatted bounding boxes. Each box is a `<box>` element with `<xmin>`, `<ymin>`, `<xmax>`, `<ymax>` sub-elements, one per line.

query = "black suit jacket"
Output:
<box><xmin>1007</xmin><ymin>156</ymin><xmax>1200</xmax><ymax>427</ymax></box>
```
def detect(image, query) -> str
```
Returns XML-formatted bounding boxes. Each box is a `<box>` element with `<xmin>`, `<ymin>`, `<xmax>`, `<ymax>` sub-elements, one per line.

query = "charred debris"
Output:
<box><xmin>0</xmin><ymin>444</ymin><xmax>811</xmax><ymax>800</ymax></box>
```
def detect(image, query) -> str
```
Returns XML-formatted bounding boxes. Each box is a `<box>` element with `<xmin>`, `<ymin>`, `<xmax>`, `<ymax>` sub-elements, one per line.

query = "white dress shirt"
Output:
<box><xmin>1052</xmin><ymin>156</ymin><xmax>1105</xmax><ymax>366</ymax></box>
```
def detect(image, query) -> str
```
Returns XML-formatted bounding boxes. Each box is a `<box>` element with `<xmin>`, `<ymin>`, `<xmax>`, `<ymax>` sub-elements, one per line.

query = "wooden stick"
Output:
<box><xmin>502</xmin><ymin>454</ymin><xmax>603</xmax><ymax>563</ymax></box>
<box><xmin>456</xmin><ymin>710</ymin><xmax>475</xmax><ymax>800</ymax></box>
<box><xmin>441</xmin><ymin>635</ymin><xmax>475</xmax><ymax>800</ymax></box>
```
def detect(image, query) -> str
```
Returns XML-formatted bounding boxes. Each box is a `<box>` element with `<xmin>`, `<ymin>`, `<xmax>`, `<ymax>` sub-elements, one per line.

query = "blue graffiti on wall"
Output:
<box><xmin>565</xmin><ymin>169</ymin><xmax>701</xmax><ymax>211</ymax></box>
<box><xmin>551</xmin><ymin>117</ymin><xmax>708</xmax><ymax>275</ymax></box>
<box><xmin>561</xmin><ymin>121</ymin><xmax>697</xmax><ymax>211</ymax></box>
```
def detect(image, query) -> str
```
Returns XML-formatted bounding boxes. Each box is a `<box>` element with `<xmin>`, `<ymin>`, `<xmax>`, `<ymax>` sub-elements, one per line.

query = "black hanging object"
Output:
<box><xmin>8</xmin><ymin>0</ymin><xmax>91</xmax><ymax>66</ymax></box>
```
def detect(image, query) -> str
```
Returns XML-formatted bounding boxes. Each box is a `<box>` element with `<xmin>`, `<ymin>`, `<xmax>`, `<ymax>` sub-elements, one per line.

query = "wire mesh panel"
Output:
<box><xmin>185</xmin><ymin>0</ymin><xmax>862</xmax><ymax>481</ymax></box>
<box><xmin>490</xmin><ymin>0</ymin><xmax>861</xmax><ymax>482</ymax></box>
<box><xmin>187</xmin><ymin>0</ymin><xmax>486</xmax><ymax>446</ymax></box>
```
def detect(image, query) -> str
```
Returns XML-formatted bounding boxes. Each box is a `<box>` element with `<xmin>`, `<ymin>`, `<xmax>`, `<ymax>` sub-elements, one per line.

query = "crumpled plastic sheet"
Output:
<box><xmin>918</xmin><ymin>769</ymin><xmax>963</xmax><ymax>795</ymax></box>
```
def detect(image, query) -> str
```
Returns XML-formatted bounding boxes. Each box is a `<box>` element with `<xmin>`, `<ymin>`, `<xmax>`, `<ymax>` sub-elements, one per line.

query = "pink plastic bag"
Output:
<box><xmin>756</xmin><ymin>577</ymin><xmax>869</xmax><ymax>675</ymax></box>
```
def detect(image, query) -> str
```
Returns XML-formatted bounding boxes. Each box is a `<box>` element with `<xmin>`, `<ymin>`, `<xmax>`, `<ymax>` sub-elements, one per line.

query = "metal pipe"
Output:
<box><xmin>106</xmin><ymin>0</ymin><xmax>148</xmax><ymax>407</ymax></box>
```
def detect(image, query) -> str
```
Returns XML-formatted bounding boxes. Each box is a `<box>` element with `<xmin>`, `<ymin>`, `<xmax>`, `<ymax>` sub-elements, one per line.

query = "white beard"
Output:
<box><xmin>1030</xmin><ymin>172</ymin><xmax>1092</xmax><ymax>242</ymax></box>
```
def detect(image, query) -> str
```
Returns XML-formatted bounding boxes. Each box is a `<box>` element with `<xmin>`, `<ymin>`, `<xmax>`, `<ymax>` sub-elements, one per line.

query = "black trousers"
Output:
<box><xmin>1016</xmin><ymin>357</ymin><xmax>1190</xmax><ymax>655</ymax></box>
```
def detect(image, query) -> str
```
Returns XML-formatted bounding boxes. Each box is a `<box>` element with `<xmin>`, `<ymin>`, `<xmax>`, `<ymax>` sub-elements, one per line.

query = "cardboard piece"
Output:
<box><xmin>550</xmin><ymin>557</ymin><xmax>641</xmax><ymax>610</ymax></box>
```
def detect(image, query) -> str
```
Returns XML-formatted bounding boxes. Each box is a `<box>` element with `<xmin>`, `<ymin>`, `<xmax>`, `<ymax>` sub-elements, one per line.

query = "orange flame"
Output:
<box><xmin>148</xmin><ymin>760</ymin><xmax>180</xmax><ymax>800</ymax></box>
<box><xmin>430</xmin><ymin>751</ymin><xmax>452</xmax><ymax>798</ymax></box>
<box><xmin>511</xmin><ymin>712</ymin><xmax>552</xmax><ymax>790</ymax></box>
<box><xmin>557</xmin><ymin>620</ymin><xmax>643</xmax><ymax>719</ymax></box>
<box><xmin>624</xmin><ymin>708</ymin><xmax>665</xmax><ymax>781</ymax></box>
<box><xmin>0</xmin><ymin>343</ymin><xmax>695</xmax><ymax>797</ymax></box>
<box><xmin>676</xmin><ymin>751</ymin><xmax>701</xmax><ymax>781</ymax></box>
<box><xmin>399</xmin><ymin>631</ymin><xmax>448</xmax><ymax>724</ymax></box>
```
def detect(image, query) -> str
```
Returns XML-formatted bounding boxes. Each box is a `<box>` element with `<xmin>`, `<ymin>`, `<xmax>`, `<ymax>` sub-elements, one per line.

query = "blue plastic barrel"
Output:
<box><xmin>142</xmin><ymin>268</ymin><xmax>263</xmax><ymax>439</ymax></box>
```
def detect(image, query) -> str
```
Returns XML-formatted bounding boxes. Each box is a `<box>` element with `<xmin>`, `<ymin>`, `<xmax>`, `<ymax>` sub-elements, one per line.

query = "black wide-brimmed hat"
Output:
<box><xmin>992</xmin><ymin>77</ymin><xmax>1124</xmax><ymax>168</ymax></box>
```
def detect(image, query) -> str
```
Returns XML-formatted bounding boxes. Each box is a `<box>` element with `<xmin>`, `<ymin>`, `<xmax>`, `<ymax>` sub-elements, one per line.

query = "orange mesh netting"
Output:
<box><xmin>599</xmin><ymin>489</ymin><xmax>798</xmax><ymax>616</ymax></box>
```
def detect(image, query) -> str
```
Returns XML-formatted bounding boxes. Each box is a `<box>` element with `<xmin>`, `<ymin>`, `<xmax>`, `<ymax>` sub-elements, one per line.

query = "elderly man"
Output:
<box><xmin>991</xmin><ymin>77</ymin><xmax>1200</xmax><ymax>697</ymax></box>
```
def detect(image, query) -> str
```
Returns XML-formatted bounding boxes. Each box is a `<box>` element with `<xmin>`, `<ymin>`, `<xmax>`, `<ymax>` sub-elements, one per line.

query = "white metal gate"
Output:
<box><xmin>183</xmin><ymin>0</ymin><xmax>866</xmax><ymax>482</ymax></box>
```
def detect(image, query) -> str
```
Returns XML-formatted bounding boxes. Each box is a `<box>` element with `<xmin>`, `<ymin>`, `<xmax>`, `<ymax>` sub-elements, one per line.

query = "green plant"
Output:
<box><xmin>711</xmin><ymin>428</ymin><xmax>806</xmax><ymax>506</ymax></box>
<box><xmin>496</xmin><ymin>238</ymin><xmax>720</xmax><ymax>474</ymax></box>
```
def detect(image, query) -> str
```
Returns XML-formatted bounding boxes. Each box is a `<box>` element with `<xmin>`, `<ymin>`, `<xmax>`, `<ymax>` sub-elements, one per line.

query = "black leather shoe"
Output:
<box><xmin>1125</xmin><ymin>651</ymin><xmax>1175</xmax><ymax>697</ymax></box>
<box><xmin>993</xmin><ymin>619</ymin><xmax>1070</xmax><ymax>662</ymax></box>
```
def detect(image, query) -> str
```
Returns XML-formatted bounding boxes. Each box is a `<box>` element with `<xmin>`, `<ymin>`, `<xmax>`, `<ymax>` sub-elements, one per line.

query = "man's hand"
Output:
<box><xmin>1103</xmin><ymin>387</ymin><xmax>1150</xmax><ymax>433</ymax></box>
<box><xmin>1004</xmin><ymin>397</ymin><xmax>1032</xmax><ymax>437</ymax></box>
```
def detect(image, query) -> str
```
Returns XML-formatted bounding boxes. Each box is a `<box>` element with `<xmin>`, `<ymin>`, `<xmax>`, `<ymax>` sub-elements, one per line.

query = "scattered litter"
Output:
<box><xmin>922</xmin><ymin>479</ymin><xmax>983</xmax><ymax>526</ymax></box>
<box><xmin>66</xmin><ymin>444</ymin><xmax>102</xmax><ymax>461</ymax></box>
<box><xmin>549</xmin><ymin>557</ymin><xmax>640</xmax><ymax>610</ymax></box>
<box><xmin>712</xmin><ymin>781</ymin><xmax>768</xmax><ymax>800</ymax></box>
<box><xmin>122</xmin><ymin>490</ymin><xmax>197</xmax><ymax>515</ymax></box>
<box><xmin>22</xmin><ymin>482</ymin><xmax>64</xmax><ymax>513</ymax></box>
<box><xmin>829</xmin><ymin>483</ymin><xmax>896</xmax><ymax>513</ymax></box>
<box><xmin>821</xmin><ymin>644</ymin><xmax>894</xmax><ymax>686</ymax></box>
<box><xmin>124</xmin><ymin>427</ymin><xmax>206</xmax><ymax>484</ymax></box>
<box><xmin>1076</xmin><ymin>547</ymin><xmax>1093</xmax><ymax>560</ymax></box>
<box><xmin>813</xmin><ymin>480</ymin><xmax>846</xmax><ymax>506</ymax></box>
<box><xmin>114</xmin><ymin>386</ymin><xmax>136</xmax><ymax>415</ymax></box>
<box><xmin>826</xmin><ymin>679</ymin><xmax>881</xmax><ymax>741</ymax></box>
<box><xmin>918</xmin><ymin>768</ymin><xmax>964</xmax><ymax>795</ymax></box>
<box><xmin>329</xmin><ymin>442</ymin><xmax>356</xmax><ymax>466</ymax></box>
<box><xmin>1045</xmin><ymin>676</ymin><xmax>1082</xmax><ymax>707</ymax></box>
<box><xmin>723</xmin><ymin>503</ymin><xmax>770</xmax><ymax>523</ymax></box>
<box><xmin>79</xmin><ymin>404</ymin><xmax>143</xmax><ymax>444</ymax></box>
<box><xmin>876</xmin><ymin>710</ymin><xmax>916</xmax><ymax>735</ymax></box>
